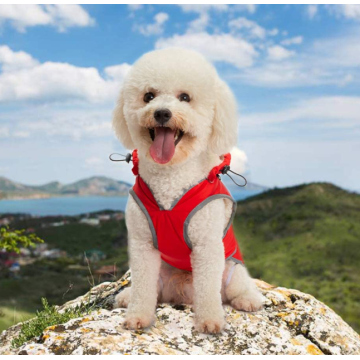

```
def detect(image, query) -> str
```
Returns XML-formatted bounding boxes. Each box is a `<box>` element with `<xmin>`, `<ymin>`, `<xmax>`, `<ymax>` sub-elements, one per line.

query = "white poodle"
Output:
<box><xmin>112</xmin><ymin>48</ymin><xmax>263</xmax><ymax>334</ymax></box>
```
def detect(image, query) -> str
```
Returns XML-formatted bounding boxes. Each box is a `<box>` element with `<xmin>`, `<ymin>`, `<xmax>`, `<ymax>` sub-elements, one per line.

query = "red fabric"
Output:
<box><xmin>131</xmin><ymin>149</ymin><xmax>139</xmax><ymax>176</ymax></box>
<box><xmin>131</xmin><ymin>152</ymin><xmax>243</xmax><ymax>271</ymax></box>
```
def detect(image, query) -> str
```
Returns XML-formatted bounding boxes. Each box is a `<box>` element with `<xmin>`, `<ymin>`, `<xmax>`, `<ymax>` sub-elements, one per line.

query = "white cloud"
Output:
<box><xmin>281</xmin><ymin>36</ymin><xmax>303</xmax><ymax>46</ymax></box>
<box><xmin>239</xmin><ymin>30</ymin><xmax>360</xmax><ymax>88</ymax></box>
<box><xmin>229</xmin><ymin>17</ymin><xmax>281</xmax><ymax>40</ymax></box>
<box><xmin>179</xmin><ymin>4</ymin><xmax>257</xmax><ymax>33</ymax></box>
<box><xmin>267</xmin><ymin>45</ymin><xmax>295</xmax><ymax>60</ymax></box>
<box><xmin>0</xmin><ymin>4</ymin><xmax>94</xmax><ymax>32</ymax></box>
<box><xmin>229</xmin><ymin>17</ymin><xmax>266</xmax><ymax>39</ymax></box>
<box><xmin>134</xmin><ymin>12</ymin><xmax>169</xmax><ymax>36</ymax></box>
<box><xmin>239</xmin><ymin>60</ymin><xmax>331</xmax><ymax>88</ymax></box>
<box><xmin>233</xmin><ymin>5</ymin><xmax>257</xmax><ymax>14</ymax></box>
<box><xmin>104</xmin><ymin>63</ymin><xmax>132</xmax><ymax>81</ymax></box>
<box><xmin>0</xmin><ymin>45</ymin><xmax>39</xmax><ymax>72</ymax></box>
<box><xmin>311</xmin><ymin>32</ymin><xmax>360</xmax><ymax>68</ymax></box>
<box><xmin>188</xmin><ymin>13</ymin><xmax>209</xmax><ymax>33</ymax></box>
<box><xmin>307</xmin><ymin>5</ymin><xmax>318</xmax><ymax>19</ymax></box>
<box><xmin>2</xmin><ymin>106</ymin><xmax>113</xmax><ymax>141</ymax></box>
<box><xmin>128</xmin><ymin>4</ymin><xmax>143</xmax><ymax>11</ymax></box>
<box><xmin>268</xmin><ymin>28</ymin><xmax>279</xmax><ymax>36</ymax></box>
<box><xmin>0</xmin><ymin>5</ymin><xmax>51</xmax><ymax>31</ymax></box>
<box><xmin>178</xmin><ymin>4</ymin><xmax>257</xmax><ymax>14</ymax></box>
<box><xmin>156</xmin><ymin>32</ymin><xmax>257</xmax><ymax>68</ymax></box>
<box><xmin>340</xmin><ymin>5</ymin><xmax>360</xmax><ymax>19</ymax></box>
<box><xmin>0</xmin><ymin>45</ymin><xmax>130</xmax><ymax>103</ymax></box>
<box><xmin>0</xmin><ymin>63</ymin><xmax>116</xmax><ymax>103</ymax></box>
<box><xmin>178</xmin><ymin>5</ymin><xmax>229</xmax><ymax>13</ymax></box>
<box><xmin>241</xmin><ymin>96</ymin><xmax>360</xmax><ymax>128</ymax></box>
<box><xmin>328</xmin><ymin>5</ymin><xmax>360</xmax><ymax>20</ymax></box>
<box><xmin>230</xmin><ymin>147</ymin><xmax>248</xmax><ymax>174</ymax></box>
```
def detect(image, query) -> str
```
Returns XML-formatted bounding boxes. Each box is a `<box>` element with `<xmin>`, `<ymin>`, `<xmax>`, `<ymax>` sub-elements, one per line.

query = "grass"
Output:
<box><xmin>11</xmin><ymin>298</ymin><xmax>94</xmax><ymax>348</ymax></box>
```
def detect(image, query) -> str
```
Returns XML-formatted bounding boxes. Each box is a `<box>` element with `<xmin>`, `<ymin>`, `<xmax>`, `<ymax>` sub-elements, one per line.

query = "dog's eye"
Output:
<box><xmin>179</xmin><ymin>93</ymin><xmax>190</xmax><ymax>102</ymax></box>
<box><xmin>144</xmin><ymin>92</ymin><xmax>155</xmax><ymax>103</ymax></box>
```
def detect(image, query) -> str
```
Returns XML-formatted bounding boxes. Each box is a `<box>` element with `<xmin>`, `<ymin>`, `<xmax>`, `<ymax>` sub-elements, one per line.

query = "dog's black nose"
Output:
<box><xmin>154</xmin><ymin>108</ymin><xmax>172</xmax><ymax>125</ymax></box>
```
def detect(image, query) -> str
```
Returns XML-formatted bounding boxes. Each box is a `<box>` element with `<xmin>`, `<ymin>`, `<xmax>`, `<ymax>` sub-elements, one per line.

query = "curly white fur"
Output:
<box><xmin>112</xmin><ymin>48</ymin><xmax>263</xmax><ymax>333</ymax></box>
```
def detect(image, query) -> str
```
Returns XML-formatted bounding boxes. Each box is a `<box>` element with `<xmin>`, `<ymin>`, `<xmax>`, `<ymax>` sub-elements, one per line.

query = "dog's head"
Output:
<box><xmin>113</xmin><ymin>48</ymin><xmax>238</xmax><ymax>165</ymax></box>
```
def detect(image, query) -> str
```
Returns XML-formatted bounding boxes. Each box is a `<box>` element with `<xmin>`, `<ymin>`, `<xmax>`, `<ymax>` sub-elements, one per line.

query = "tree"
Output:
<box><xmin>0</xmin><ymin>226</ymin><xmax>44</xmax><ymax>253</ymax></box>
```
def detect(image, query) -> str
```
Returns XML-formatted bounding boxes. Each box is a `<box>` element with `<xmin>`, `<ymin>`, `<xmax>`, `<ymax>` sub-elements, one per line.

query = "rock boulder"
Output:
<box><xmin>1</xmin><ymin>271</ymin><xmax>359</xmax><ymax>355</ymax></box>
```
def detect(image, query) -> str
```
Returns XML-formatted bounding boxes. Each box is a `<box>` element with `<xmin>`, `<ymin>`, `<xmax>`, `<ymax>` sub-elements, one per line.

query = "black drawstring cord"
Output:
<box><xmin>221</xmin><ymin>165</ymin><xmax>247</xmax><ymax>187</ymax></box>
<box><xmin>109</xmin><ymin>153</ymin><xmax>132</xmax><ymax>163</ymax></box>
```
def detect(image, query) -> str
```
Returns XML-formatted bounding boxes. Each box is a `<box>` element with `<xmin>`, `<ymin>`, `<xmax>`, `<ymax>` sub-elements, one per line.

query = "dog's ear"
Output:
<box><xmin>208</xmin><ymin>77</ymin><xmax>238</xmax><ymax>155</ymax></box>
<box><xmin>112</xmin><ymin>88</ymin><xmax>135</xmax><ymax>149</ymax></box>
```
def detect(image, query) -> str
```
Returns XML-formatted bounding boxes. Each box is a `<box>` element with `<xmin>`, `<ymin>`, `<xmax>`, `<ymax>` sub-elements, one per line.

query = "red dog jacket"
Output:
<box><xmin>129</xmin><ymin>150</ymin><xmax>243</xmax><ymax>271</ymax></box>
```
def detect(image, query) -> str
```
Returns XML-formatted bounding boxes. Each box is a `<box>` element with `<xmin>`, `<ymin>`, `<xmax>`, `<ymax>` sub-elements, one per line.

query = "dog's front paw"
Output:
<box><xmin>231</xmin><ymin>289</ymin><xmax>264</xmax><ymax>312</ymax></box>
<box><xmin>195</xmin><ymin>315</ymin><xmax>225</xmax><ymax>334</ymax></box>
<box><xmin>114</xmin><ymin>287</ymin><xmax>131</xmax><ymax>308</ymax></box>
<box><xmin>124</xmin><ymin>312</ymin><xmax>155</xmax><ymax>330</ymax></box>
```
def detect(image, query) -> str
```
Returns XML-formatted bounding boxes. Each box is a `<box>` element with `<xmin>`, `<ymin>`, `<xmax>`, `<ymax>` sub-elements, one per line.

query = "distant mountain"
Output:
<box><xmin>34</xmin><ymin>181</ymin><xmax>63</xmax><ymax>193</ymax></box>
<box><xmin>233</xmin><ymin>182</ymin><xmax>360</xmax><ymax>332</ymax></box>
<box><xmin>0</xmin><ymin>177</ymin><xmax>29</xmax><ymax>192</ymax></box>
<box><xmin>0</xmin><ymin>175</ymin><xmax>268</xmax><ymax>201</ymax></box>
<box><xmin>223</xmin><ymin>177</ymin><xmax>268</xmax><ymax>192</ymax></box>
<box><xmin>0</xmin><ymin>176</ymin><xmax>132</xmax><ymax>200</ymax></box>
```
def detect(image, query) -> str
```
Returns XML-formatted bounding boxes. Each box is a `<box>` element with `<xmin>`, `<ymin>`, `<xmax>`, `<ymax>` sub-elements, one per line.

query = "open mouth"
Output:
<box><xmin>148</xmin><ymin>127</ymin><xmax>184</xmax><ymax>164</ymax></box>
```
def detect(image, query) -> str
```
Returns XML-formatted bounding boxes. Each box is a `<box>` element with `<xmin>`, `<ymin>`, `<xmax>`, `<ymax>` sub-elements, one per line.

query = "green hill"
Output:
<box><xmin>233</xmin><ymin>182</ymin><xmax>360</xmax><ymax>332</ymax></box>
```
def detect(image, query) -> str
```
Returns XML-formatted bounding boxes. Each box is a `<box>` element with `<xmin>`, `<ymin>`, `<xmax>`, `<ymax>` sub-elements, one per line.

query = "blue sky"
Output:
<box><xmin>0</xmin><ymin>4</ymin><xmax>359</xmax><ymax>191</ymax></box>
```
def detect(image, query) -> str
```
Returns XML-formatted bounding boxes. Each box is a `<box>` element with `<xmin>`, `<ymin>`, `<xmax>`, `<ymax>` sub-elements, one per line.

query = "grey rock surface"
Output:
<box><xmin>1</xmin><ymin>271</ymin><xmax>360</xmax><ymax>355</ymax></box>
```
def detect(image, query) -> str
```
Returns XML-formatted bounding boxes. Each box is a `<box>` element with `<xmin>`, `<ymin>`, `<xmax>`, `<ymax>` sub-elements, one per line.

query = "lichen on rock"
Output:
<box><xmin>1</xmin><ymin>271</ymin><xmax>359</xmax><ymax>355</ymax></box>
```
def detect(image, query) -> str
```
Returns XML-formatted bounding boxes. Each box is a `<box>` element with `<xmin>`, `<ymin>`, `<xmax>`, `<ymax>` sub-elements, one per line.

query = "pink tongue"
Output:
<box><xmin>150</xmin><ymin>127</ymin><xmax>176</xmax><ymax>164</ymax></box>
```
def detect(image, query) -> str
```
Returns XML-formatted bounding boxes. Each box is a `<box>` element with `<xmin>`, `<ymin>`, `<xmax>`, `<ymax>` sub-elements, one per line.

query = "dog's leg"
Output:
<box><xmin>224</xmin><ymin>260</ymin><xmax>264</xmax><ymax>312</ymax></box>
<box><xmin>188</xmin><ymin>199</ymin><xmax>226</xmax><ymax>334</ymax></box>
<box><xmin>117</xmin><ymin>196</ymin><xmax>161</xmax><ymax>330</ymax></box>
<box><xmin>124</xmin><ymin>242</ymin><xmax>161</xmax><ymax>329</ymax></box>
